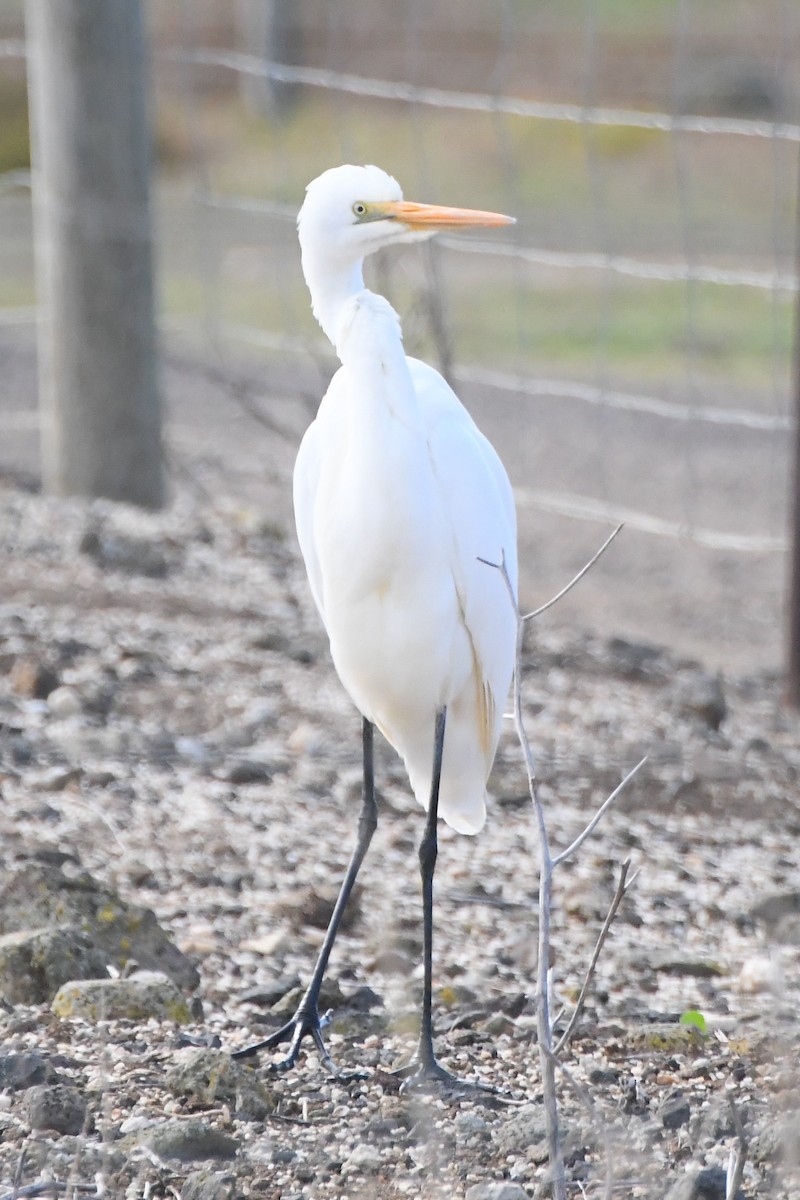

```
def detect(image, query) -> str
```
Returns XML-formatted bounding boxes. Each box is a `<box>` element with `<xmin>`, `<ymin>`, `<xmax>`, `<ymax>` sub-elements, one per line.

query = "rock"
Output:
<box><xmin>10</xmin><ymin>656</ymin><xmax>60</xmax><ymax>700</ymax></box>
<box><xmin>648</xmin><ymin>953</ymin><xmax>725</xmax><ymax>978</ymax></box>
<box><xmin>0</xmin><ymin>926</ymin><xmax>109</xmax><ymax>1004</ymax></box>
<box><xmin>46</xmin><ymin>685</ymin><xmax>83</xmax><ymax>718</ymax></box>
<box><xmin>0</xmin><ymin>1051</ymin><xmax>51</xmax><ymax>1090</ymax></box>
<box><xmin>750</xmin><ymin>891</ymin><xmax>800</xmax><ymax>944</ymax></box>
<box><xmin>342</xmin><ymin>1142</ymin><xmax>382</xmax><ymax>1173</ymax></box>
<box><xmin>606</xmin><ymin>637</ymin><xmax>666</xmax><ymax>680</ymax></box>
<box><xmin>0</xmin><ymin>863</ymin><xmax>199</xmax><ymax>991</ymax></box>
<box><xmin>219</xmin><ymin>758</ymin><xmax>273</xmax><ymax>785</ymax></box>
<box><xmin>482</xmin><ymin>1012</ymin><xmax>516</xmax><ymax>1037</ymax></box>
<box><xmin>672</xmin><ymin>671</ymin><xmax>726</xmax><ymax>730</ymax></box>
<box><xmin>751</xmin><ymin>891</ymin><xmax>800</xmax><ymax>924</ymax></box>
<box><xmin>240</xmin><ymin>975</ymin><xmax>301</xmax><ymax>1007</ymax></box>
<box><xmin>494</xmin><ymin>1104</ymin><xmax>549</xmax><ymax>1156</ymax></box>
<box><xmin>465</xmin><ymin>1184</ymin><xmax>530</xmax><ymax>1200</ymax></box>
<box><xmin>660</xmin><ymin>1089</ymin><xmax>691</xmax><ymax>1130</ymax></box>
<box><xmin>25</xmin><ymin>1083</ymin><xmax>87</xmax><ymax>1135</ymax></box>
<box><xmin>737</xmin><ymin>954</ymin><xmax>782</xmax><ymax>995</ymax></box>
<box><xmin>269</xmin><ymin>975</ymin><xmax>347</xmax><ymax>1018</ymax></box>
<box><xmin>277</xmin><ymin>883</ymin><xmax>362</xmax><ymax>932</ymax></box>
<box><xmin>699</xmin><ymin>1094</ymin><xmax>745</xmax><ymax>1141</ymax></box>
<box><xmin>34</xmin><ymin>766</ymin><xmax>82</xmax><ymax>792</ymax></box>
<box><xmin>626</xmin><ymin>1024</ymin><xmax>705</xmax><ymax>1053</ymax></box>
<box><xmin>79</xmin><ymin>526</ymin><xmax>171</xmax><ymax>578</ymax></box>
<box><xmin>140</xmin><ymin>1118</ymin><xmax>239</xmax><ymax>1162</ymax></box>
<box><xmin>455</xmin><ymin>1112</ymin><xmax>489</xmax><ymax>1139</ymax></box>
<box><xmin>51</xmin><ymin>971</ymin><xmax>192</xmax><ymax>1023</ymax></box>
<box><xmin>166</xmin><ymin>1048</ymin><xmax>275</xmax><ymax>1120</ymax></box>
<box><xmin>181</xmin><ymin>1172</ymin><xmax>237</xmax><ymax>1200</ymax></box>
<box><xmin>666</xmin><ymin>1165</ymin><xmax>743</xmax><ymax>1199</ymax></box>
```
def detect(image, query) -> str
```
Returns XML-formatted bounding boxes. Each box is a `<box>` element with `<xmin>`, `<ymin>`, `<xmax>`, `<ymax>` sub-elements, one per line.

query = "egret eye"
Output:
<box><xmin>352</xmin><ymin>202</ymin><xmax>367</xmax><ymax>218</ymax></box>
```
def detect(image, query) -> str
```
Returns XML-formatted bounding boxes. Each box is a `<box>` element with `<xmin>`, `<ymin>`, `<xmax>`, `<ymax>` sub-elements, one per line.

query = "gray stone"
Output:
<box><xmin>672</xmin><ymin>671</ymin><xmax>726</xmax><ymax>730</ymax></box>
<box><xmin>51</xmin><ymin>971</ymin><xmax>192</xmax><ymax>1023</ymax></box>
<box><xmin>46</xmin><ymin>685</ymin><xmax>82</xmax><ymax>718</ymax></box>
<box><xmin>0</xmin><ymin>926</ymin><xmax>109</xmax><ymax>1004</ymax></box>
<box><xmin>79</xmin><ymin>526</ymin><xmax>171</xmax><ymax>578</ymax></box>
<box><xmin>660</xmin><ymin>1090</ymin><xmax>691</xmax><ymax>1130</ymax></box>
<box><xmin>181</xmin><ymin>1171</ymin><xmax>237</xmax><ymax>1200</ymax></box>
<box><xmin>220</xmin><ymin>757</ymin><xmax>273</xmax><ymax>785</ymax></box>
<box><xmin>494</xmin><ymin>1104</ymin><xmax>549</xmax><ymax>1156</ymax></box>
<box><xmin>10</xmin><ymin>656</ymin><xmax>60</xmax><ymax>699</ymax></box>
<box><xmin>465</xmin><ymin>1184</ymin><xmax>530</xmax><ymax>1200</ymax></box>
<box><xmin>141</xmin><ymin>1118</ymin><xmax>239</xmax><ymax>1162</ymax></box>
<box><xmin>25</xmin><ymin>1083</ymin><xmax>87</xmax><ymax>1135</ymax></box>
<box><xmin>0</xmin><ymin>863</ymin><xmax>199</xmax><ymax>990</ymax></box>
<box><xmin>166</xmin><ymin>1048</ymin><xmax>275</xmax><ymax>1120</ymax></box>
<box><xmin>0</xmin><ymin>1051</ymin><xmax>51</xmax><ymax>1090</ymax></box>
<box><xmin>666</xmin><ymin>1165</ymin><xmax>743</xmax><ymax>1200</ymax></box>
<box><xmin>649</xmin><ymin>953</ymin><xmax>725</xmax><ymax>978</ymax></box>
<box><xmin>343</xmin><ymin>1142</ymin><xmax>382</xmax><ymax>1173</ymax></box>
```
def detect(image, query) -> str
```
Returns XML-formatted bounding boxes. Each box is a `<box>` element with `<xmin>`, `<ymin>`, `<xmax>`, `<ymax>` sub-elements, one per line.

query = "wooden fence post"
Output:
<box><xmin>25</xmin><ymin>0</ymin><xmax>163</xmax><ymax>508</ymax></box>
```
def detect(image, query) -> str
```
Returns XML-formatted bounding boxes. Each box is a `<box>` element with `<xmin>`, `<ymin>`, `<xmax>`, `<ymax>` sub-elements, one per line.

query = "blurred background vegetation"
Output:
<box><xmin>0</xmin><ymin>0</ymin><xmax>797</xmax><ymax>668</ymax></box>
<box><xmin>1</xmin><ymin>0</ymin><xmax>796</xmax><ymax>392</ymax></box>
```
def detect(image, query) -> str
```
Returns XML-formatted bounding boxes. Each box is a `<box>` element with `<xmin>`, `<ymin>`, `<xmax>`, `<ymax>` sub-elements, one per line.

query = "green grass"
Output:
<box><xmin>0</xmin><ymin>76</ymin><xmax>30</xmax><ymax>174</ymax></box>
<box><xmin>160</xmin><ymin>260</ymin><xmax>793</xmax><ymax>394</ymax></box>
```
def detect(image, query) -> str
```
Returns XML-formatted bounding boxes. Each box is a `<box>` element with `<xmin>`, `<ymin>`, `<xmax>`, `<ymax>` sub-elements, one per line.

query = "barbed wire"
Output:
<box><xmin>162</xmin><ymin>48</ymin><xmax>800</xmax><ymax>144</ymax></box>
<box><xmin>0</xmin><ymin>29</ymin><xmax>793</xmax><ymax>566</ymax></box>
<box><xmin>515</xmin><ymin>487</ymin><xmax>787</xmax><ymax>553</ymax></box>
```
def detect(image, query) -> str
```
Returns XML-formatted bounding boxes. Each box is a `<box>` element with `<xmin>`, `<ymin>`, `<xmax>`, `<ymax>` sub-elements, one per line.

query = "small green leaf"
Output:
<box><xmin>679</xmin><ymin>1009</ymin><xmax>707</xmax><ymax>1034</ymax></box>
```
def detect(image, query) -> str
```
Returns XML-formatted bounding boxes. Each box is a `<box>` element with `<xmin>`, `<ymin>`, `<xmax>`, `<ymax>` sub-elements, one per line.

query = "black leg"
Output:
<box><xmin>232</xmin><ymin>717</ymin><xmax>378</xmax><ymax>1075</ymax></box>
<box><xmin>416</xmin><ymin>706</ymin><xmax>447</xmax><ymax>1071</ymax></box>
<box><xmin>394</xmin><ymin>707</ymin><xmax>513</xmax><ymax>1101</ymax></box>
<box><xmin>392</xmin><ymin>707</ymin><xmax>460</xmax><ymax>1089</ymax></box>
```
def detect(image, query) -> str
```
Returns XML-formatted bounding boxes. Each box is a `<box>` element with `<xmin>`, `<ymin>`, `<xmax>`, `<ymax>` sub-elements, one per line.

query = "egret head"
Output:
<box><xmin>298</xmin><ymin>164</ymin><xmax>514</xmax><ymax>347</ymax></box>
<box><xmin>298</xmin><ymin>164</ymin><xmax>514</xmax><ymax>271</ymax></box>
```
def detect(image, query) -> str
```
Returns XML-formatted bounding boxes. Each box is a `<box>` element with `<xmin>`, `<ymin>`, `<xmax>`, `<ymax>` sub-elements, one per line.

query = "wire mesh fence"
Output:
<box><xmin>0</xmin><ymin>0</ymin><xmax>798</xmax><ymax>672</ymax></box>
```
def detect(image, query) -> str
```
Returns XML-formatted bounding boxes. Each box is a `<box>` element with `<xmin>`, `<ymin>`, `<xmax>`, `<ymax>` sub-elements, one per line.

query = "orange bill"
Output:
<box><xmin>375</xmin><ymin>199</ymin><xmax>515</xmax><ymax>229</ymax></box>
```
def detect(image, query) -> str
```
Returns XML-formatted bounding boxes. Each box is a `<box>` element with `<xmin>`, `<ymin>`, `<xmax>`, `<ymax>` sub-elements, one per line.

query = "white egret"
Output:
<box><xmin>234</xmin><ymin>164</ymin><xmax>518</xmax><ymax>1091</ymax></box>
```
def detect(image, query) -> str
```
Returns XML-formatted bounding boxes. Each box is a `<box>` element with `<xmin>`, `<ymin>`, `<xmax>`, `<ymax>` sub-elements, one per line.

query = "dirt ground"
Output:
<box><xmin>1</xmin><ymin>332</ymin><xmax>800</xmax><ymax>1196</ymax></box>
<box><xmin>0</xmin><ymin>321</ymin><xmax>789</xmax><ymax>679</ymax></box>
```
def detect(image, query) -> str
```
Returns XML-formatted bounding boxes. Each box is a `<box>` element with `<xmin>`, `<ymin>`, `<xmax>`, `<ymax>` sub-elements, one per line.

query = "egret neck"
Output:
<box><xmin>301</xmin><ymin>249</ymin><xmax>367</xmax><ymax>353</ymax></box>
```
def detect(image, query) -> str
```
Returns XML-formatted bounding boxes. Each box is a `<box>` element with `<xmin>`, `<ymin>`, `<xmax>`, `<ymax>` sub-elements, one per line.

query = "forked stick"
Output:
<box><xmin>482</xmin><ymin>529</ymin><xmax>643</xmax><ymax>1200</ymax></box>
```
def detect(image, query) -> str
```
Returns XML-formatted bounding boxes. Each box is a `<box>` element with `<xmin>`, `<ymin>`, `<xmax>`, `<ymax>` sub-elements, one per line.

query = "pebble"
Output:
<box><xmin>166</xmin><ymin>1048</ymin><xmax>275</xmax><ymax>1120</ymax></box>
<box><xmin>737</xmin><ymin>954</ymin><xmax>783</xmax><ymax>995</ymax></box>
<box><xmin>0</xmin><ymin>1051</ymin><xmax>50</xmax><ymax>1090</ymax></box>
<box><xmin>10</xmin><ymin>655</ymin><xmax>60</xmax><ymax>699</ymax></box>
<box><xmin>46</xmin><ymin>684</ymin><xmax>83</xmax><ymax>718</ymax></box>
<box><xmin>342</xmin><ymin>1141</ymin><xmax>383</xmax><ymax>1173</ymax></box>
<box><xmin>465</xmin><ymin>1184</ymin><xmax>530</xmax><ymax>1200</ymax></box>
<box><xmin>51</xmin><ymin>971</ymin><xmax>192</xmax><ymax>1023</ymax></box>
<box><xmin>181</xmin><ymin>1170</ymin><xmax>237</xmax><ymax>1200</ymax></box>
<box><xmin>660</xmin><ymin>1089</ymin><xmax>691</xmax><ymax>1130</ymax></box>
<box><xmin>0</xmin><ymin>926</ymin><xmax>109</xmax><ymax>1004</ymax></box>
<box><xmin>25</xmin><ymin>1083</ymin><xmax>86</xmax><ymax>1135</ymax></box>
<box><xmin>0</xmin><ymin>862</ymin><xmax>200</xmax><ymax>991</ymax></box>
<box><xmin>140</xmin><ymin>1118</ymin><xmax>239</xmax><ymax>1162</ymax></box>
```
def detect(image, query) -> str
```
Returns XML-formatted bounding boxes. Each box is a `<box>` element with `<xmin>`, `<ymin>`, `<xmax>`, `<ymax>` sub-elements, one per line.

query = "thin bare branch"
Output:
<box><xmin>552</xmin><ymin>758</ymin><xmax>647</xmax><ymax>869</ymax></box>
<box><xmin>523</xmin><ymin>523</ymin><xmax>624</xmax><ymax>621</ymax></box>
<box><xmin>726</xmin><ymin>1095</ymin><xmax>748</xmax><ymax>1199</ymax></box>
<box><xmin>554</xmin><ymin>859</ymin><xmax>637</xmax><ymax>1056</ymax></box>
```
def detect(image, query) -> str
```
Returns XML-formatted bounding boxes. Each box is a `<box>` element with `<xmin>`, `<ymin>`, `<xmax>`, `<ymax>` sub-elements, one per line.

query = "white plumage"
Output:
<box><xmin>232</xmin><ymin>165</ymin><xmax>518</xmax><ymax>1083</ymax></box>
<box><xmin>294</xmin><ymin>165</ymin><xmax>518</xmax><ymax>833</ymax></box>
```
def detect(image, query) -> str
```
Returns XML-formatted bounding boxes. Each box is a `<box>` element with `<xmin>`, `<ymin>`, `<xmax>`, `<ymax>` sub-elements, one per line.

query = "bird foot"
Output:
<box><xmin>390</xmin><ymin>1053</ymin><xmax>520</xmax><ymax>1105</ymax></box>
<box><xmin>231</xmin><ymin>1005</ymin><xmax>366</xmax><ymax>1082</ymax></box>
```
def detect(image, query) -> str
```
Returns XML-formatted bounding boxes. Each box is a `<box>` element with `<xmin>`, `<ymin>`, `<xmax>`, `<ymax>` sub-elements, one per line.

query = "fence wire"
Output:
<box><xmin>0</xmin><ymin>5</ymin><xmax>797</xmax><ymax>668</ymax></box>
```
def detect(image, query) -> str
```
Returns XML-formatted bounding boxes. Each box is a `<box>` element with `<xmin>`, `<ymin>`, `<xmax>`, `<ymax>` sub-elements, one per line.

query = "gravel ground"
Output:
<box><xmin>1</xmin><ymin>481</ymin><xmax>800</xmax><ymax>1199</ymax></box>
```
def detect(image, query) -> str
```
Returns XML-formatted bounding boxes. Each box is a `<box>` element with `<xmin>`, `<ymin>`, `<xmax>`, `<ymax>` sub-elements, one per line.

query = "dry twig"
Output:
<box><xmin>484</xmin><ymin>526</ymin><xmax>642</xmax><ymax>1200</ymax></box>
